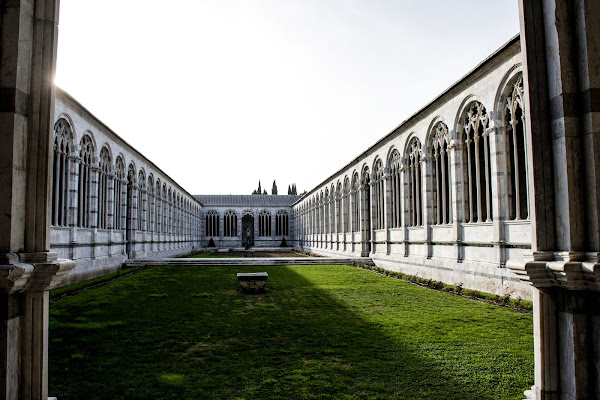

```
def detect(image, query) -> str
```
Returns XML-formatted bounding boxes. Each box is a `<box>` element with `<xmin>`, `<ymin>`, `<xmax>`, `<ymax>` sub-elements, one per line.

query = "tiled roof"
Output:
<box><xmin>194</xmin><ymin>195</ymin><xmax>302</xmax><ymax>207</ymax></box>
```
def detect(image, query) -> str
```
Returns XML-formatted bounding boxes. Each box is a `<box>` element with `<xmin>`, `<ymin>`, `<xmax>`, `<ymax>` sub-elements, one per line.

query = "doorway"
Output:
<box><xmin>242</xmin><ymin>214</ymin><xmax>254</xmax><ymax>247</ymax></box>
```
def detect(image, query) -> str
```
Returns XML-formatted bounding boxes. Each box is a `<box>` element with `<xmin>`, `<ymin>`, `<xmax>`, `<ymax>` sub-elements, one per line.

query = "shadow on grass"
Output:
<box><xmin>49</xmin><ymin>264</ymin><xmax>532</xmax><ymax>400</ymax></box>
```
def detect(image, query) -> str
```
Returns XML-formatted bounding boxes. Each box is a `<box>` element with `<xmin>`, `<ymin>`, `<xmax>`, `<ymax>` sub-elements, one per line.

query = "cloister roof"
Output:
<box><xmin>194</xmin><ymin>195</ymin><xmax>301</xmax><ymax>207</ymax></box>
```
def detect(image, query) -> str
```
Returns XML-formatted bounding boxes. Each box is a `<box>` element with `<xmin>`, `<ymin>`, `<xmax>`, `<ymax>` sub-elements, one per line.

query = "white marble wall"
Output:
<box><xmin>199</xmin><ymin>205</ymin><xmax>297</xmax><ymax>248</ymax></box>
<box><xmin>51</xmin><ymin>89</ymin><xmax>203</xmax><ymax>284</ymax></box>
<box><xmin>294</xmin><ymin>37</ymin><xmax>533</xmax><ymax>300</ymax></box>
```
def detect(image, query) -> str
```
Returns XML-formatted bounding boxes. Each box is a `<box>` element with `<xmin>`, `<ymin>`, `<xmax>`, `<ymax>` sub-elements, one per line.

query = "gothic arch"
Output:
<box><xmin>458</xmin><ymin>100</ymin><xmax>493</xmax><ymax>223</ymax></box>
<box><xmin>80</xmin><ymin>130</ymin><xmax>98</xmax><ymax>158</ymax></box>
<box><xmin>404</xmin><ymin>136</ymin><xmax>423</xmax><ymax>227</ymax></box>
<box><xmin>97</xmin><ymin>146</ymin><xmax>111</xmax><ymax>229</ymax></box>
<box><xmin>258</xmin><ymin>210</ymin><xmax>272</xmax><ymax>237</ymax></box>
<box><xmin>372</xmin><ymin>158</ymin><xmax>385</xmax><ymax>230</ymax></box>
<box><xmin>51</xmin><ymin>118</ymin><xmax>74</xmax><ymax>227</ymax></box>
<box><xmin>494</xmin><ymin>63</ymin><xmax>523</xmax><ymax>125</ymax></box>
<box><xmin>55</xmin><ymin>113</ymin><xmax>76</xmax><ymax>141</ymax></box>
<box><xmin>498</xmin><ymin>71</ymin><xmax>529</xmax><ymax>221</ymax></box>
<box><xmin>77</xmin><ymin>134</ymin><xmax>95</xmax><ymax>228</ymax></box>
<box><xmin>224</xmin><ymin>210</ymin><xmax>237</xmax><ymax>237</ymax></box>
<box><xmin>205</xmin><ymin>209</ymin><xmax>219</xmax><ymax>237</ymax></box>
<box><xmin>388</xmin><ymin>148</ymin><xmax>402</xmax><ymax>228</ymax></box>
<box><xmin>428</xmin><ymin>121</ymin><xmax>452</xmax><ymax>225</ymax></box>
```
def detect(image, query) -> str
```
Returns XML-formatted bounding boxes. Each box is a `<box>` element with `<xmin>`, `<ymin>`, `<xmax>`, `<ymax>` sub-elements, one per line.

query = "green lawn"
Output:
<box><xmin>49</xmin><ymin>264</ymin><xmax>533</xmax><ymax>400</ymax></box>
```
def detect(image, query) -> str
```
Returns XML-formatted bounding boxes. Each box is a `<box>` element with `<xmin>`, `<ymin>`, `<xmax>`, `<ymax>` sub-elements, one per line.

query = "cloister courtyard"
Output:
<box><xmin>48</xmin><ymin>258</ymin><xmax>533</xmax><ymax>400</ymax></box>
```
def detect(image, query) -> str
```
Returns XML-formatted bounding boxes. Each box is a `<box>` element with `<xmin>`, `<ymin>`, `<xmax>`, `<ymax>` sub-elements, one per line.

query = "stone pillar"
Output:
<box><xmin>369</xmin><ymin>175</ymin><xmax>376</xmax><ymax>255</ymax></box>
<box><xmin>68</xmin><ymin>152</ymin><xmax>79</xmax><ymax>260</ymax></box>
<box><xmin>487</xmin><ymin>124</ymin><xmax>504</xmax><ymax>267</ymax></box>
<box><xmin>509</xmin><ymin>1</ymin><xmax>600</xmax><ymax>399</ymax></box>
<box><xmin>421</xmin><ymin>156</ymin><xmax>431</xmax><ymax>259</ymax></box>
<box><xmin>383</xmin><ymin>169</ymin><xmax>391</xmax><ymax>254</ymax></box>
<box><xmin>449</xmin><ymin>136</ymin><xmax>463</xmax><ymax>262</ymax></box>
<box><xmin>0</xmin><ymin>2</ymin><xmax>76</xmax><ymax>399</ymax></box>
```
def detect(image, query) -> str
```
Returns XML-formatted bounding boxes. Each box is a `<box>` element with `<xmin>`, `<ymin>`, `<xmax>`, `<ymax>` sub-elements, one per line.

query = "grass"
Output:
<box><xmin>49</xmin><ymin>264</ymin><xmax>533</xmax><ymax>400</ymax></box>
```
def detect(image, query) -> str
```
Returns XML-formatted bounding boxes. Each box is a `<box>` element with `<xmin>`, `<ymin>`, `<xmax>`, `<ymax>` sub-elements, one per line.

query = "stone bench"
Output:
<box><xmin>237</xmin><ymin>272</ymin><xmax>268</xmax><ymax>293</ymax></box>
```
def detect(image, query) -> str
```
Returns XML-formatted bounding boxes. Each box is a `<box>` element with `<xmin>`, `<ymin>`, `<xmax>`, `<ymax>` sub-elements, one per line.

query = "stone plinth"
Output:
<box><xmin>237</xmin><ymin>272</ymin><xmax>268</xmax><ymax>293</ymax></box>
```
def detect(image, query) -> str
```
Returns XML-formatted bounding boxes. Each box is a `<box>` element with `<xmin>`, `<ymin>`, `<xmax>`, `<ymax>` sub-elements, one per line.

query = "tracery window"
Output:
<box><xmin>51</xmin><ymin>119</ymin><xmax>71</xmax><ymax>227</ymax></box>
<box><xmin>147</xmin><ymin>175</ymin><xmax>154</xmax><ymax>232</ymax></box>
<box><xmin>312</xmin><ymin>198</ymin><xmax>315</xmax><ymax>235</ymax></box>
<box><xmin>506</xmin><ymin>76</ymin><xmax>528</xmax><ymax>220</ymax></box>
<box><xmin>343</xmin><ymin>177</ymin><xmax>350</xmax><ymax>233</ymax></box>
<box><xmin>137</xmin><ymin>170</ymin><xmax>146</xmax><ymax>231</ymax></box>
<box><xmin>324</xmin><ymin>188</ymin><xmax>330</xmax><ymax>234</ymax></box>
<box><xmin>155</xmin><ymin>180</ymin><xmax>161</xmax><ymax>233</ymax></box>
<box><xmin>97</xmin><ymin>147</ymin><xmax>111</xmax><ymax>229</ymax></box>
<box><xmin>361</xmin><ymin>167</ymin><xmax>371</xmax><ymax>233</ymax></box>
<box><xmin>430</xmin><ymin>122</ymin><xmax>452</xmax><ymax>225</ymax></box>
<box><xmin>224</xmin><ymin>210</ymin><xmax>237</xmax><ymax>237</ymax></box>
<box><xmin>351</xmin><ymin>172</ymin><xmax>360</xmax><ymax>232</ymax></box>
<box><xmin>174</xmin><ymin>194</ymin><xmax>179</xmax><ymax>235</ymax></box>
<box><xmin>336</xmin><ymin>182</ymin><xmax>342</xmax><ymax>233</ymax></box>
<box><xmin>406</xmin><ymin>138</ymin><xmax>423</xmax><ymax>227</ymax></box>
<box><xmin>259</xmin><ymin>210</ymin><xmax>272</xmax><ymax>237</ymax></box>
<box><xmin>126</xmin><ymin>164</ymin><xmax>136</xmax><ymax>232</ymax></box>
<box><xmin>462</xmin><ymin>102</ymin><xmax>492</xmax><ymax>223</ymax></box>
<box><xmin>206</xmin><ymin>210</ymin><xmax>219</xmax><ymax>237</ymax></box>
<box><xmin>167</xmin><ymin>188</ymin><xmax>172</xmax><ymax>233</ymax></box>
<box><xmin>113</xmin><ymin>157</ymin><xmax>125</xmax><ymax>229</ymax></box>
<box><xmin>77</xmin><ymin>135</ymin><xmax>94</xmax><ymax>228</ymax></box>
<box><xmin>330</xmin><ymin>185</ymin><xmax>335</xmax><ymax>234</ymax></box>
<box><xmin>372</xmin><ymin>159</ymin><xmax>385</xmax><ymax>230</ymax></box>
<box><xmin>162</xmin><ymin>185</ymin><xmax>167</xmax><ymax>233</ymax></box>
<box><xmin>388</xmin><ymin>150</ymin><xmax>401</xmax><ymax>228</ymax></box>
<box><xmin>276</xmin><ymin>211</ymin><xmax>289</xmax><ymax>236</ymax></box>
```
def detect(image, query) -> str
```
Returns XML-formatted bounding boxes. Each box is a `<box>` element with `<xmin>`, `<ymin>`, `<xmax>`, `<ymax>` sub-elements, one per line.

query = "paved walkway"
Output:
<box><xmin>124</xmin><ymin>256</ymin><xmax>374</xmax><ymax>268</ymax></box>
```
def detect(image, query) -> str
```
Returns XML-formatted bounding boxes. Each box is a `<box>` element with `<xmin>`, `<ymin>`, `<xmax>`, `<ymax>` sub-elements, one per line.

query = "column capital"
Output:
<box><xmin>508</xmin><ymin>255</ymin><xmax>600</xmax><ymax>292</ymax></box>
<box><xmin>0</xmin><ymin>252</ymin><xmax>76</xmax><ymax>294</ymax></box>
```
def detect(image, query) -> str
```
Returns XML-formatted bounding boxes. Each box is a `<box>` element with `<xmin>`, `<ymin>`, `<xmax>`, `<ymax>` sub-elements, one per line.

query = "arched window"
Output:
<box><xmin>137</xmin><ymin>170</ymin><xmax>146</xmax><ymax>231</ymax></box>
<box><xmin>361</xmin><ymin>167</ymin><xmax>372</xmax><ymax>244</ymax></box>
<box><xmin>505</xmin><ymin>76</ymin><xmax>528</xmax><ymax>220</ymax></box>
<box><xmin>330</xmin><ymin>185</ymin><xmax>335</xmax><ymax>234</ymax></box>
<box><xmin>162</xmin><ymin>185</ymin><xmax>167</xmax><ymax>233</ymax></box>
<box><xmin>351</xmin><ymin>172</ymin><xmax>360</xmax><ymax>232</ymax></box>
<box><xmin>462</xmin><ymin>102</ymin><xmax>492</xmax><ymax>223</ymax></box>
<box><xmin>51</xmin><ymin>119</ymin><xmax>72</xmax><ymax>227</ymax></box>
<box><xmin>324</xmin><ymin>188</ymin><xmax>330</xmax><ymax>234</ymax></box>
<box><xmin>430</xmin><ymin>122</ymin><xmax>452</xmax><ymax>225</ymax></box>
<box><xmin>173</xmin><ymin>192</ymin><xmax>178</xmax><ymax>234</ymax></box>
<box><xmin>206</xmin><ymin>210</ymin><xmax>219</xmax><ymax>237</ymax></box>
<box><xmin>406</xmin><ymin>138</ymin><xmax>423</xmax><ymax>227</ymax></box>
<box><xmin>97</xmin><ymin>147</ymin><xmax>111</xmax><ymax>229</ymax></box>
<box><xmin>343</xmin><ymin>177</ymin><xmax>350</xmax><ymax>233</ymax></box>
<box><xmin>259</xmin><ymin>210</ymin><xmax>272</xmax><ymax>237</ymax></box>
<box><xmin>372</xmin><ymin>159</ymin><xmax>385</xmax><ymax>230</ymax></box>
<box><xmin>155</xmin><ymin>179</ymin><xmax>161</xmax><ymax>233</ymax></box>
<box><xmin>77</xmin><ymin>135</ymin><xmax>94</xmax><ymax>228</ymax></box>
<box><xmin>336</xmin><ymin>182</ymin><xmax>342</xmax><ymax>233</ymax></box>
<box><xmin>113</xmin><ymin>157</ymin><xmax>125</xmax><ymax>229</ymax></box>
<box><xmin>126</xmin><ymin>164</ymin><xmax>136</xmax><ymax>234</ymax></box>
<box><xmin>388</xmin><ymin>150</ymin><xmax>401</xmax><ymax>228</ymax></box>
<box><xmin>224</xmin><ymin>210</ymin><xmax>237</xmax><ymax>237</ymax></box>
<box><xmin>276</xmin><ymin>211</ymin><xmax>289</xmax><ymax>236</ymax></box>
<box><xmin>147</xmin><ymin>175</ymin><xmax>154</xmax><ymax>232</ymax></box>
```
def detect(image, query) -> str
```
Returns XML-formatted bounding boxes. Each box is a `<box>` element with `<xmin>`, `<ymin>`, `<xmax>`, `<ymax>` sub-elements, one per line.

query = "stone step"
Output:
<box><xmin>123</xmin><ymin>257</ymin><xmax>374</xmax><ymax>268</ymax></box>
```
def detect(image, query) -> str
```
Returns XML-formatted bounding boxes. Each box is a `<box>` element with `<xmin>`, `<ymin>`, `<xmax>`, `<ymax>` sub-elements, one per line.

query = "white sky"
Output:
<box><xmin>55</xmin><ymin>0</ymin><xmax>520</xmax><ymax>195</ymax></box>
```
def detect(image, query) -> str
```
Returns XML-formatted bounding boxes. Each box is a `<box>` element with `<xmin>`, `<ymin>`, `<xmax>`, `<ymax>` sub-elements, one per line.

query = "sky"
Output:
<box><xmin>55</xmin><ymin>0</ymin><xmax>520</xmax><ymax>196</ymax></box>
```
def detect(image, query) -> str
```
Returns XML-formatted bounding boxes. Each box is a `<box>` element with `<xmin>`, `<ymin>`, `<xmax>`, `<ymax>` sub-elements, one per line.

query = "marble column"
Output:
<box><xmin>510</xmin><ymin>1</ymin><xmax>600</xmax><ymax>399</ymax></box>
<box><xmin>0</xmin><ymin>1</ymin><xmax>76</xmax><ymax>399</ymax></box>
